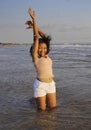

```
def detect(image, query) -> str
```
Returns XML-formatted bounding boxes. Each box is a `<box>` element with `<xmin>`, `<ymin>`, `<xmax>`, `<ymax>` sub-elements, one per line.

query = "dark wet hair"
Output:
<box><xmin>29</xmin><ymin>45</ymin><xmax>33</xmax><ymax>56</ymax></box>
<box><xmin>39</xmin><ymin>35</ymin><xmax>51</xmax><ymax>54</ymax></box>
<box><xmin>30</xmin><ymin>35</ymin><xmax>51</xmax><ymax>56</ymax></box>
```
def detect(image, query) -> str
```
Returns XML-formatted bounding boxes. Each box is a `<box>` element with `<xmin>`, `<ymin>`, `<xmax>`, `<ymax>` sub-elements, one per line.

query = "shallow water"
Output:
<box><xmin>0</xmin><ymin>44</ymin><xmax>91</xmax><ymax>130</ymax></box>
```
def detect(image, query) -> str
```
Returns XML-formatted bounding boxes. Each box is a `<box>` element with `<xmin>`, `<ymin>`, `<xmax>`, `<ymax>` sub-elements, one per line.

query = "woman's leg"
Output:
<box><xmin>36</xmin><ymin>96</ymin><xmax>46</xmax><ymax>111</ymax></box>
<box><xmin>46</xmin><ymin>93</ymin><xmax>56</xmax><ymax>109</ymax></box>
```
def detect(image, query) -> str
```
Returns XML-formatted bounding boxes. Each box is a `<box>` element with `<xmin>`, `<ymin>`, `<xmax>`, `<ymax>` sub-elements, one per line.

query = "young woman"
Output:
<box><xmin>26</xmin><ymin>8</ymin><xmax>56</xmax><ymax>111</ymax></box>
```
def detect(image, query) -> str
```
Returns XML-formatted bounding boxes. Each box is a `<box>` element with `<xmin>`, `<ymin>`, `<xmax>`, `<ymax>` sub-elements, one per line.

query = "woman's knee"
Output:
<box><xmin>36</xmin><ymin>96</ymin><xmax>46</xmax><ymax>111</ymax></box>
<box><xmin>46</xmin><ymin>93</ymin><xmax>56</xmax><ymax>108</ymax></box>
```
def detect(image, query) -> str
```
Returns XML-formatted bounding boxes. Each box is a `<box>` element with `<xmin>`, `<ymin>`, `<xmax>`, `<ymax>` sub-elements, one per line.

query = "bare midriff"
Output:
<box><xmin>37</xmin><ymin>77</ymin><xmax>53</xmax><ymax>83</ymax></box>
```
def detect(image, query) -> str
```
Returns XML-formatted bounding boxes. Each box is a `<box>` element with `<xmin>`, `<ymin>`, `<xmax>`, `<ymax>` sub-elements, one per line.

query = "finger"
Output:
<box><xmin>28</xmin><ymin>8</ymin><xmax>32</xmax><ymax>12</ymax></box>
<box><xmin>28</xmin><ymin>8</ymin><xmax>33</xmax><ymax>15</ymax></box>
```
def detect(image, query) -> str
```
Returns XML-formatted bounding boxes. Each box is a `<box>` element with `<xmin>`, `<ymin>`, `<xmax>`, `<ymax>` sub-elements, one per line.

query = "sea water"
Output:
<box><xmin>0</xmin><ymin>44</ymin><xmax>91</xmax><ymax>130</ymax></box>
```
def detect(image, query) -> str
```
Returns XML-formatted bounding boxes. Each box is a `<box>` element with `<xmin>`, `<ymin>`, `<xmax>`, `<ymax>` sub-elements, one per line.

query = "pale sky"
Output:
<box><xmin>0</xmin><ymin>0</ymin><xmax>91</xmax><ymax>44</ymax></box>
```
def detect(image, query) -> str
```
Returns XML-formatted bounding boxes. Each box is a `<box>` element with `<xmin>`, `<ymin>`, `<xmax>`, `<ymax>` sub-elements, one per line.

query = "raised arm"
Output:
<box><xmin>28</xmin><ymin>8</ymin><xmax>39</xmax><ymax>62</ymax></box>
<box><xmin>25</xmin><ymin>20</ymin><xmax>47</xmax><ymax>38</ymax></box>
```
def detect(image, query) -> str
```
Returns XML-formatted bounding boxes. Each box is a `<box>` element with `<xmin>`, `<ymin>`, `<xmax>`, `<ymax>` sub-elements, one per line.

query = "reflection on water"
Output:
<box><xmin>0</xmin><ymin>44</ymin><xmax>91</xmax><ymax>130</ymax></box>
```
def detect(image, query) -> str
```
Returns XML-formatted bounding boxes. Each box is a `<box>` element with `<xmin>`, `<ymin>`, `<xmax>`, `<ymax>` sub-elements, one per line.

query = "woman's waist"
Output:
<box><xmin>37</xmin><ymin>77</ymin><xmax>53</xmax><ymax>83</ymax></box>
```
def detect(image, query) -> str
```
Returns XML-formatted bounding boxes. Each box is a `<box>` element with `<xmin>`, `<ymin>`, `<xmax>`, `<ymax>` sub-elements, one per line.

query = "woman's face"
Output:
<box><xmin>38</xmin><ymin>43</ymin><xmax>47</xmax><ymax>57</ymax></box>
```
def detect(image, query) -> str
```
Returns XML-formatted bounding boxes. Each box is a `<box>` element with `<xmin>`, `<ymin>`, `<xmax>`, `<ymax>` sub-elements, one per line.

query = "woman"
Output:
<box><xmin>26</xmin><ymin>8</ymin><xmax>56</xmax><ymax>111</ymax></box>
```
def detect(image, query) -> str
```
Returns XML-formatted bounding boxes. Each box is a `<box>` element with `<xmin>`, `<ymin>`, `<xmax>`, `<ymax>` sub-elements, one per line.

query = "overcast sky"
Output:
<box><xmin>0</xmin><ymin>0</ymin><xmax>91</xmax><ymax>44</ymax></box>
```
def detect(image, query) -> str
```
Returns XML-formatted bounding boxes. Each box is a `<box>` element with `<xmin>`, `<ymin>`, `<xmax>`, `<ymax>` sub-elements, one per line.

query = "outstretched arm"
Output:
<box><xmin>28</xmin><ymin>8</ymin><xmax>39</xmax><ymax>62</ymax></box>
<box><xmin>25</xmin><ymin>20</ymin><xmax>47</xmax><ymax>38</ymax></box>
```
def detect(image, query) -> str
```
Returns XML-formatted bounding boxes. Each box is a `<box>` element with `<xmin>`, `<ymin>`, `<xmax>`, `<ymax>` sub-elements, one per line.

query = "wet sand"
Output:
<box><xmin>0</xmin><ymin>44</ymin><xmax>91</xmax><ymax>130</ymax></box>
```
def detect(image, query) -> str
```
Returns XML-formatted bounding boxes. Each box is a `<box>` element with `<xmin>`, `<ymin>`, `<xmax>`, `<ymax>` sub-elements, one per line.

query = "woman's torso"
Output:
<box><xmin>34</xmin><ymin>56</ymin><xmax>54</xmax><ymax>83</ymax></box>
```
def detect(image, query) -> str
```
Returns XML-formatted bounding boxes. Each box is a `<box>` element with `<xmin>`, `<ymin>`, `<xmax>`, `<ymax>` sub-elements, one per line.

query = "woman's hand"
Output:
<box><xmin>25</xmin><ymin>20</ymin><xmax>33</xmax><ymax>29</ymax></box>
<box><xmin>28</xmin><ymin>8</ymin><xmax>36</xmax><ymax>20</ymax></box>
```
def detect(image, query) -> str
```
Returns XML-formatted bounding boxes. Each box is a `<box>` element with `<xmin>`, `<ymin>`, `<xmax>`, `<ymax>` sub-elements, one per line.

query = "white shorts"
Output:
<box><xmin>33</xmin><ymin>79</ymin><xmax>56</xmax><ymax>98</ymax></box>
